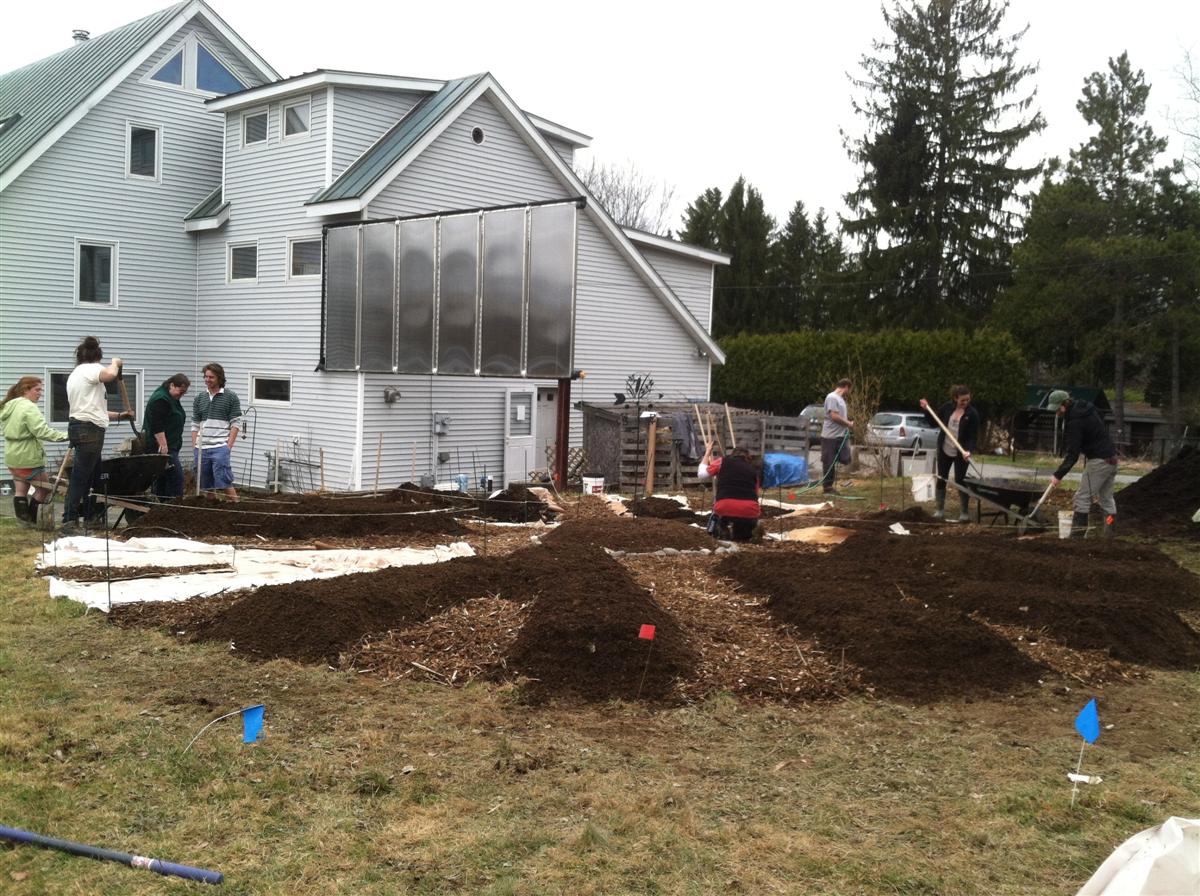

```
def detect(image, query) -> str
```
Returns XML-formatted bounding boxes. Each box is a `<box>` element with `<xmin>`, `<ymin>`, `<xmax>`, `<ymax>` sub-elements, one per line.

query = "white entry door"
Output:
<box><xmin>503</xmin><ymin>388</ymin><xmax>536</xmax><ymax>486</ymax></box>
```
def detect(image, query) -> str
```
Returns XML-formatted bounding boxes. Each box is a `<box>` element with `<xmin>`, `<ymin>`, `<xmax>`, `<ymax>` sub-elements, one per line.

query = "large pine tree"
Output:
<box><xmin>843</xmin><ymin>0</ymin><xmax>1044</xmax><ymax>328</ymax></box>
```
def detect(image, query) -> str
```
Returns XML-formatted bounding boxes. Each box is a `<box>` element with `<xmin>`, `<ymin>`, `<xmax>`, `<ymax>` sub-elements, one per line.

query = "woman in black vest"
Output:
<box><xmin>698</xmin><ymin>442</ymin><xmax>761</xmax><ymax>541</ymax></box>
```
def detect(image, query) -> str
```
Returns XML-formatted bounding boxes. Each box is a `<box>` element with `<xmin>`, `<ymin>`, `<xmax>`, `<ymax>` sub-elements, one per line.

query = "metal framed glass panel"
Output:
<box><xmin>479</xmin><ymin>208</ymin><xmax>526</xmax><ymax>376</ymax></box>
<box><xmin>359</xmin><ymin>222</ymin><xmax>396</xmax><ymax>372</ymax></box>
<box><xmin>526</xmin><ymin>204</ymin><xmax>576</xmax><ymax>377</ymax></box>
<box><xmin>397</xmin><ymin>218</ymin><xmax>436</xmax><ymax>374</ymax></box>
<box><xmin>436</xmin><ymin>214</ymin><xmax>479</xmax><ymax>375</ymax></box>
<box><xmin>324</xmin><ymin>226</ymin><xmax>359</xmax><ymax>370</ymax></box>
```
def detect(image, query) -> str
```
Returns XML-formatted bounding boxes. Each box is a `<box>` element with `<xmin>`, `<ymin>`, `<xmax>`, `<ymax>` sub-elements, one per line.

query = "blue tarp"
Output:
<box><xmin>762</xmin><ymin>452</ymin><xmax>808</xmax><ymax>489</ymax></box>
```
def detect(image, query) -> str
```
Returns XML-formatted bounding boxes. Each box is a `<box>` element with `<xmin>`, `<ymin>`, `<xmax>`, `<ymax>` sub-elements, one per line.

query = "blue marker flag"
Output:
<box><xmin>241</xmin><ymin>704</ymin><xmax>264</xmax><ymax>744</ymax></box>
<box><xmin>1074</xmin><ymin>698</ymin><xmax>1100</xmax><ymax>744</ymax></box>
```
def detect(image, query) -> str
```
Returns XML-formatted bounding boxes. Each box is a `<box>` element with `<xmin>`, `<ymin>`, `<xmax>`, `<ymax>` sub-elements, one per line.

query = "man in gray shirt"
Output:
<box><xmin>820</xmin><ymin>378</ymin><xmax>854</xmax><ymax>494</ymax></box>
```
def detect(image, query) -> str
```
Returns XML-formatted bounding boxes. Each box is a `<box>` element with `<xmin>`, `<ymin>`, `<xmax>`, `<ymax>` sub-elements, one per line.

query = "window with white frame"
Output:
<box><xmin>228</xmin><ymin>242</ymin><xmax>258</xmax><ymax>282</ymax></box>
<box><xmin>288</xmin><ymin>238</ymin><xmax>322</xmax><ymax>279</ymax></box>
<box><xmin>196</xmin><ymin>39</ymin><xmax>245</xmax><ymax>94</ymax></box>
<box><xmin>283</xmin><ymin>98</ymin><xmax>310</xmax><ymax>138</ymax></box>
<box><xmin>47</xmin><ymin>368</ymin><xmax>141</xmax><ymax>424</ymax></box>
<box><xmin>250</xmin><ymin>374</ymin><xmax>291</xmax><ymax>406</ymax></box>
<box><xmin>243</xmin><ymin>110</ymin><xmax>268</xmax><ymax>146</ymax></box>
<box><xmin>149</xmin><ymin>48</ymin><xmax>184</xmax><ymax>86</ymax></box>
<box><xmin>76</xmin><ymin>240</ymin><xmax>118</xmax><ymax>305</ymax></box>
<box><xmin>127</xmin><ymin>123</ymin><xmax>160</xmax><ymax>180</ymax></box>
<box><xmin>145</xmin><ymin>35</ymin><xmax>245</xmax><ymax>95</ymax></box>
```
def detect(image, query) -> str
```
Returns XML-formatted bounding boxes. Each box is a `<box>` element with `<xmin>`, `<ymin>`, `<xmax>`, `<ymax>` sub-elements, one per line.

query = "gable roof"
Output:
<box><xmin>301</xmin><ymin>72</ymin><xmax>724</xmax><ymax>363</ymax></box>
<box><xmin>0</xmin><ymin>0</ymin><xmax>277</xmax><ymax>191</ymax></box>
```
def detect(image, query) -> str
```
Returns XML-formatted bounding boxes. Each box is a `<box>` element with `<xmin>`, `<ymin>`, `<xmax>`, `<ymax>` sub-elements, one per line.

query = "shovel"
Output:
<box><xmin>920</xmin><ymin>401</ymin><xmax>985</xmax><ymax>479</ymax></box>
<box><xmin>115</xmin><ymin>367</ymin><xmax>142</xmax><ymax>447</ymax></box>
<box><xmin>1016</xmin><ymin>480</ymin><xmax>1057</xmax><ymax>534</ymax></box>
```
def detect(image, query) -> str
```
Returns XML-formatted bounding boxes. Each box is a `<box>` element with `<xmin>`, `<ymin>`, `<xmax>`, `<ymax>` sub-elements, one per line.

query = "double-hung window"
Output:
<box><xmin>127</xmin><ymin>123</ymin><xmax>161</xmax><ymax>180</ymax></box>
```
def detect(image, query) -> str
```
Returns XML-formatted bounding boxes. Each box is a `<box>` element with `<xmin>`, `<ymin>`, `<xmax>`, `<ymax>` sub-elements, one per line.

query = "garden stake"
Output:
<box><xmin>0</xmin><ymin>826</ymin><xmax>223</xmax><ymax>886</ymax></box>
<box><xmin>102</xmin><ymin>471</ymin><xmax>112</xmax><ymax>613</ymax></box>
<box><xmin>374</xmin><ymin>432</ymin><xmax>384</xmax><ymax>495</ymax></box>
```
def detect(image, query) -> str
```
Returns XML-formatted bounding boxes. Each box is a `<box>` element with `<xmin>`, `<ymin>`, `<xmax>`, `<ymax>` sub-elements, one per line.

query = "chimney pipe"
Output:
<box><xmin>72</xmin><ymin>30</ymin><xmax>90</xmax><ymax>43</ymax></box>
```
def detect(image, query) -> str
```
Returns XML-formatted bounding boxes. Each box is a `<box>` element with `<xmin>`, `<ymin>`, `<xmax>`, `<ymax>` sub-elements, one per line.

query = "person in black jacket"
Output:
<box><xmin>697</xmin><ymin>442</ymin><xmax>761</xmax><ymax>541</ymax></box>
<box><xmin>920</xmin><ymin>385</ymin><xmax>981</xmax><ymax>522</ymax></box>
<box><xmin>1047</xmin><ymin>389</ymin><xmax>1118</xmax><ymax>537</ymax></box>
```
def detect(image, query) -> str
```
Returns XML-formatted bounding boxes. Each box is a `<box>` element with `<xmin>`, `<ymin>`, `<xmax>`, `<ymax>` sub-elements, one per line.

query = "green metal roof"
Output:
<box><xmin>184</xmin><ymin>185</ymin><xmax>226</xmax><ymax>220</ymax></box>
<box><xmin>0</xmin><ymin>3</ymin><xmax>190</xmax><ymax>176</ymax></box>
<box><xmin>306</xmin><ymin>74</ymin><xmax>485</xmax><ymax>205</ymax></box>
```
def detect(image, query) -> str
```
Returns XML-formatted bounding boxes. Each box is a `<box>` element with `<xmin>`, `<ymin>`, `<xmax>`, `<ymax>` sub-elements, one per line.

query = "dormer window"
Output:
<box><xmin>145</xmin><ymin>34</ymin><xmax>245</xmax><ymax>95</ymax></box>
<box><xmin>243</xmin><ymin>110</ymin><xmax>268</xmax><ymax>147</ymax></box>
<box><xmin>283</xmin><ymin>99</ymin><xmax>310</xmax><ymax>138</ymax></box>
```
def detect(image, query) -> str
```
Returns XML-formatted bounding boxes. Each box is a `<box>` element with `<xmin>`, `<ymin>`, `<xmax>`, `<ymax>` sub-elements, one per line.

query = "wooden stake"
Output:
<box><xmin>692</xmin><ymin>403</ymin><xmax>709</xmax><ymax>444</ymax></box>
<box><xmin>373</xmin><ymin>432</ymin><xmax>384</xmax><ymax>496</ymax></box>
<box><xmin>644</xmin><ymin>416</ymin><xmax>658</xmax><ymax>495</ymax></box>
<box><xmin>319</xmin><ymin>447</ymin><xmax>325</xmax><ymax>493</ymax></box>
<box><xmin>725</xmin><ymin>403</ymin><xmax>737</xmax><ymax>450</ymax></box>
<box><xmin>274</xmin><ymin>439</ymin><xmax>281</xmax><ymax>493</ymax></box>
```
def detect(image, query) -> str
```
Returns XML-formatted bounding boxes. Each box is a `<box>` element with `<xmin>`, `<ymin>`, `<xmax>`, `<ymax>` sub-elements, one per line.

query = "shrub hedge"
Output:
<box><xmin>712</xmin><ymin>329</ymin><xmax>1027</xmax><ymax>418</ymax></box>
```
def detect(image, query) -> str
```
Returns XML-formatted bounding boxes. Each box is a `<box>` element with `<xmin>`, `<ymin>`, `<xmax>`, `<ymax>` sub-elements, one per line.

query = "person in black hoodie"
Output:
<box><xmin>920</xmin><ymin>385</ymin><xmax>981</xmax><ymax>522</ymax></box>
<box><xmin>1047</xmin><ymin>389</ymin><xmax>1118</xmax><ymax>537</ymax></box>
<box><xmin>697</xmin><ymin>442</ymin><xmax>761</xmax><ymax>541</ymax></box>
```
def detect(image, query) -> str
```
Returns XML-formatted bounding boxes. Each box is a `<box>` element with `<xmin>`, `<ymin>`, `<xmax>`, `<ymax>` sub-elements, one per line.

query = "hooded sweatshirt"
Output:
<box><xmin>1053</xmin><ymin>399</ymin><xmax>1116</xmax><ymax>480</ymax></box>
<box><xmin>1</xmin><ymin>397</ymin><xmax>68</xmax><ymax>469</ymax></box>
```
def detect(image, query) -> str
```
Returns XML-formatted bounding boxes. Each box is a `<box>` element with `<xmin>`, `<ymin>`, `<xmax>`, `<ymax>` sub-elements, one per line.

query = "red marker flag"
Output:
<box><xmin>639</xmin><ymin>624</ymin><xmax>656</xmax><ymax>641</ymax></box>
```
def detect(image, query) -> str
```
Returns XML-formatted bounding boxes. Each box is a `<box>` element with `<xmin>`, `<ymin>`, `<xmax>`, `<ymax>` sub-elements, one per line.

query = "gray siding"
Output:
<box><xmin>0</xmin><ymin>16</ymin><xmax>265</xmax><ymax>469</ymax></box>
<box><xmin>330</xmin><ymin>87</ymin><xmax>422</xmax><ymax>181</ymax></box>
<box><xmin>636</xmin><ymin>245</ymin><xmax>713</xmax><ymax>331</ymax></box>
<box><xmin>544</xmin><ymin>134</ymin><xmax>575</xmax><ymax>169</ymax></box>
<box><xmin>358</xmin><ymin>95</ymin><xmax>711</xmax><ymax>490</ymax></box>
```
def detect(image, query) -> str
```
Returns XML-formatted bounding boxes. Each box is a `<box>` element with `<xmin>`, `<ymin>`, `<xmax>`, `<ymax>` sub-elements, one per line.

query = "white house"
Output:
<box><xmin>0</xmin><ymin>1</ymin><xmax>728</xmax><ymax>491</ymax></box>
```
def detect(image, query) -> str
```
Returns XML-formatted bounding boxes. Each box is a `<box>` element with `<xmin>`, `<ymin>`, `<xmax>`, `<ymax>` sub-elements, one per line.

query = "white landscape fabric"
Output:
<box><xmin>1076</xmin><ymin>816</ymin><xmax>1200</xmax><ymax>895</ymax></box>
<box><xmin>38</xmin><ymin>536</ymin><xmax>475</xmax><ymax>611</ymax></box>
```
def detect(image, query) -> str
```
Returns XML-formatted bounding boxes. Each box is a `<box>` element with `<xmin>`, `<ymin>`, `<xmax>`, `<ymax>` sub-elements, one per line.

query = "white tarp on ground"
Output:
<box><xmin>37</xmin><ymin>537</ymin><xmax>475</xmax><ymax>611</ymax></box>
<box><xmin>1076</xmin><ymin>816</ymin><xmax>1200</xmax><ymax>895</ymax></box>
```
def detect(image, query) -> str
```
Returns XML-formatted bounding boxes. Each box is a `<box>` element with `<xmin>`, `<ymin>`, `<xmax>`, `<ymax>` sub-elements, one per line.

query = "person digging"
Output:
<box><xmin>1046</xmin><ymin>389</ymin><xmax>1119</xmax><ymax>538</ymax></box>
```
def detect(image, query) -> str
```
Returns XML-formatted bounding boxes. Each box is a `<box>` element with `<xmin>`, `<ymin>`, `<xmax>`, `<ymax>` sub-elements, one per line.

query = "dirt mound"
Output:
<box><xmin>475</xmin><ymin>484</ymin><xmax>557</xmax><ymax>523</ymax></box>
<box><xmin>508</xmin><ymin>541</ymin><xmax>699</xmax><ymax>702</ymax></box>
<box><xmin>541</xmin><ymin>517</ymin><xmax>714</xmax><ymax>552</ymax></box>
<box><xmin>126</xmin><ymin>487</ymin><xmax>470</xmax><ymax>539</ymax></box>
<box><xmin>627</xmin><ymin>496</ymin><xmax>702</xmax><ymax>520</ymax></box>
<box><xmin>717</xmin><ymin>530</ymin><xmax>1200</xmax><ymax>700</ymax></box>
<box><xmin>862</xmin><ymin>506</ymin><xmax>937</xmax><ymax>524</ymax></box>
<box><xmin>1118</xmin><ymin>446</ymin><xmax>1200</xmax><ymax>537</ymax></box>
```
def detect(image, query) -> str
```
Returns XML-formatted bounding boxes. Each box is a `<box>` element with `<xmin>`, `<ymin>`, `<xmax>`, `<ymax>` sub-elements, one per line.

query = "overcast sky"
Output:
<box><xmin>5</xmin><ymin>1</ymin><xmax>1198</xmax><ymax>231</ymax></box>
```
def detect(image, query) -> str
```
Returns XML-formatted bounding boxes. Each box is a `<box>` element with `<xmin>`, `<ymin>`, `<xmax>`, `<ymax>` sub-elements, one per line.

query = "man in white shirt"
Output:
<box><xmin>820</xmin><ymin>378</ymin><xmax>854</xmax><ymax>495</ymax></box>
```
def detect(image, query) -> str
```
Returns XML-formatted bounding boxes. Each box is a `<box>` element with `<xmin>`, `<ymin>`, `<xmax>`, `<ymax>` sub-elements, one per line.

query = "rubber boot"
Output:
<box><xmin>13</xmin><ymin>496</ymin><xmax>33</xmax><ymax>527</ymax></box>
<box><xmin>1071</xmin><ymin>511</ymin><xmax>1089</xmax><ymax>539</ymax></box>
<box><xmin>26</xmin><ymin>496</ymin><xmax>42</xmax><ymax>528</ymax></box>
<box><xmin>932</xmin><ymin>483</ymin><xmax>946</xmax><ymax>520</ymax></box>
<box><xmin>957</xmin><ymin>491</ymin><xmax>971</xmax><ymax>523</ymax></box>
<box><xmin>1103</xmin><ymin>513</ymin><xmax>1117</xmax><ymax>538</ymax></box>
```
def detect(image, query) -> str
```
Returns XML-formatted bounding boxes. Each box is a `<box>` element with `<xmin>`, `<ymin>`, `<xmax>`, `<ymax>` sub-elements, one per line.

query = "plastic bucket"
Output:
<box><xmin>582</xmin><ymin>476</ymin><xmax>604</xmax><ymax>495</ymax></box>
<box><xmin>1058</xmin><ymin>510</ymin><xmax>1074</xmax><ymax>539</ymax></box>
<box><xmin>910</xmin><ymin>473</ymin><xmax>935</xmax><ymax>503</ymax></box>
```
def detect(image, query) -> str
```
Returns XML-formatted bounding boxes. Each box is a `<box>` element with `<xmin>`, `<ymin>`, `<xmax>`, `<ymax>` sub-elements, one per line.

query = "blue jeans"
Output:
<box><xmin>196</xmin><ymin>444</ymin><xmax>234</xmax><ymax>490</ymax></box>
<box><xmin>153</xmin><ymin>450</ymin><xmax>184</xmax><ymax>500</ymax></box>
<box><xmin>64</xmin><ymin>419</ymin><xmax>105</xmax><ymax>523</ymax></box>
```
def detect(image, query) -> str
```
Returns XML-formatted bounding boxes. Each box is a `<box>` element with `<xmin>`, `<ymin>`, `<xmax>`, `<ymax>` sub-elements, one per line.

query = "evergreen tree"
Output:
<box><xmin>771</xmin><ymin>202</ymin><xmax>849</xmax><ymax>330</ymax></box>
<box><xmin>843</xmin><ymin>0</ymin><xmax>1044</xmax><ymax>328</ymax></box>
<box><xmin>678</xmin><ymin>187</ymin><xmax>724</xmax><ymax>250</ymax></box>
<box><xmin>713</xmin><ymin>177</ymin><xmax>775</xmax><ymax>337</ymax></box>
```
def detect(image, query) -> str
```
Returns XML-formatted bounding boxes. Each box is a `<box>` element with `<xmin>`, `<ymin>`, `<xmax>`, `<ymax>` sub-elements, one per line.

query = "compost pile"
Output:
<box><xmin>474</xmin><ymin>484</ymin><xmax>557</xmax><ymax>523</ymax></box>
<box><xmin>540</xmin><ymin>517</ymin><xmax>714</xmax><ymax>552</ymax></box>
<box><xmin>154</xmin><ymin>540</ymin><xmax>695</xmax><ymax>702</ymax></box>
<box><xmin>627</xmin><ymin>496</ymin><xmax>702</xmax><ymax>521</ymax></box>
<box><xmin>126</xmin><ymin>484</ymin><xmax>476</xmax><ymax>539</ymax></box>
<box><xmin>718</xmin><ymin>531</ymin><xmax>1200</xmax><ymax>701</ymax></box>
<box><xmin>1118</xmin><ymin>445</ymin><xmax>1200</xmax><ymax>537</ymax></box>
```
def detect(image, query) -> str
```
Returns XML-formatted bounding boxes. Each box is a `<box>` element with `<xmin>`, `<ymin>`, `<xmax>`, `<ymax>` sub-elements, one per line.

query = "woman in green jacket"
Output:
<box><xmin>1</xmin><ymin>376</ymin><xmax>68</xmax><ymax>526</ymax></box>
<box><xmin>143</xmin><ymin>373</ymin><xmax>190</xmax><ymax>500</ymax></box>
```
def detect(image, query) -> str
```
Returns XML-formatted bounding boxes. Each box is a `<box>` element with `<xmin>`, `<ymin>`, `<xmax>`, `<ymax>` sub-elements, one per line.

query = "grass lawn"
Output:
<box><xmin>1</xmin><ymin>503</ymin><xmax>1198</xmax><ymax>895</ymax></box>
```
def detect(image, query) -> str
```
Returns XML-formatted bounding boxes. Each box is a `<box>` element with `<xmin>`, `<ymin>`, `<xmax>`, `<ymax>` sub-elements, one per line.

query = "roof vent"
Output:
<box><xmin>72</xmin><ymin>30</ymin><xmax>91</xmax><ymax>43</ymax></box>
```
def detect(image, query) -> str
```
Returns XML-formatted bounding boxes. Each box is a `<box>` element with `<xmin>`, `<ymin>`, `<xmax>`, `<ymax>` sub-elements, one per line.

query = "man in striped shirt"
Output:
<box><xmin>192</xmin><ymin>362</ymin><xmax>242</xmax><ymax>501</ymax></box>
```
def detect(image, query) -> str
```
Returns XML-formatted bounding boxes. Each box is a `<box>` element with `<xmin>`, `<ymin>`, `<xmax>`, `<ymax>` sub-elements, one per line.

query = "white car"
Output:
<box><xmin>867</xmin><ymin>412</ymin><xmax>941</xmax><ymax>450</ymax></box>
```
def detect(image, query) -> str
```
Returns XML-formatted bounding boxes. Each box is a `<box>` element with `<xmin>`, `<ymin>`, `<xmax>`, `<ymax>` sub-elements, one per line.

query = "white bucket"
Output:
<box><xmin>1058</xmin><ymin>510</ymin><xmax>1074</xmax><ymax>539</ymax></box>
<box><xmin>582</xmin><ymin>476</ymin><xmax>604</xmax><ymax>495</ymax></box>
<box><xmin>911</xmin><ymin>473</ymin><xmax>935</xmax><ymax>503</ymax></box>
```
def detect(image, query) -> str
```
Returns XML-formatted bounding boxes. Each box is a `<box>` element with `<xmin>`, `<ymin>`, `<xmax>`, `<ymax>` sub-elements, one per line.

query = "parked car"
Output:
<box><xmin>799</xmin><ymin>403</ymin><xmax>825</xmax><ymax>446</ymax></box>
<box><xmin>867</xmin><ymin>411</ymin><xmax>941</xmax><ymax>450</ymax></box>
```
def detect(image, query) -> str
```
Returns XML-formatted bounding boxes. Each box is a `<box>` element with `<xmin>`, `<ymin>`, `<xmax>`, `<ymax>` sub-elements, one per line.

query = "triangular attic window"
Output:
<box><xmin>150</xmin><ymin>48</ymin><xmax>184</xmax><ymax>85</ymax></box>
<box><xmin>197</xmin><ymin>42</ymin><xmax>244</xmax><ymax>94</ymax></box>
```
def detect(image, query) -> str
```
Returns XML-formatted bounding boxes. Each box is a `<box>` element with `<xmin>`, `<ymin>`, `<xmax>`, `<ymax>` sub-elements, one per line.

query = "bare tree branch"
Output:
<box><xmin>575</xmin><ymin>158</ymin><xmax>676</xmax><ymax>236</ymax></box>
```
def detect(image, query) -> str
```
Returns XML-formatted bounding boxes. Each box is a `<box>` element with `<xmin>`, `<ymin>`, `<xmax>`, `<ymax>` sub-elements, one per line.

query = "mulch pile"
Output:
<box><xmin>627</xmin><ymin>496</ymin><xmax>702</xmax><ymax>520</ymax></box>
<box><xmin>474</xmin><ymin>484</ymin><xmax>557</xmax><ymax>523</ymax></box>
<box><xmin>718</xmin><ymin>530</ymin><xmax>1200</xmax><ymax>701</ymax></box>
<box><xmin>540</xmin><ymin>517</ymin><xmax>714</xmax><ymax>552</ymax></box>
<box><xmin>1118</xmin><ymin>445</ymin><xmax>1200</xmax><ymax>538</ymax></box>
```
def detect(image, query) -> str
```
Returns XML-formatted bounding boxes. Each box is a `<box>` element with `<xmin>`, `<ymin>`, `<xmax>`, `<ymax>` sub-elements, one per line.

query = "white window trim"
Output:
<box><xmin>194</xmin><ymin>33</ymin><xmax>246</xmax><ymax>97</ymax></box>
<box><xmin>281</xmin><ymin>96</ymin><xmax>312</xmax><ymax>142</ymax></box>
<box><xmin>45</xmin><ymin>366</ymin><xmax>144</xmax><ymax>425</ymax></box>
<box><xmin>242</xmin><ymin>107</ymin><xmax>269</xmax><ymax>149</ymax></box>
<box><xmin>125</xmin><ymin>120</ymin><xmax>162</xmax><ymax>182</ymax></box>
<box><xmin>249</xmin><ymin>373</ymin><xmax>292</xmax><ymax>408</ymax></box>
<box><xmin>227</xmin><ymin>240</ymin><xmax>259</xmax><ymax>283</ymax></box>
<box><xmin>74</xmin><ymin>238</ymin><xmax>119</xmax><ymax>308</ymax></box>
<box><xmin>142</xmin><ymin>40</ymin><xmax>189</xmax><ymax>92</ymax></box>
<box><xmin>286</xmin><ymin>235</ymin><xmax>322</xmax><ymax>281</ymax></box>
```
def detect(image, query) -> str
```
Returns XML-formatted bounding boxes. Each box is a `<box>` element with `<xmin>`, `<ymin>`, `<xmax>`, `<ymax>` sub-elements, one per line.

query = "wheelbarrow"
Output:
<box><xmin>92</xmin><ymin>454</ymin><xmax>170</xmax><ymax>527</ymax></box>
<box><xmin>952</xmin><ymin>476</ymin><xmax>1053</xmax><ymax>532</ymax></box>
